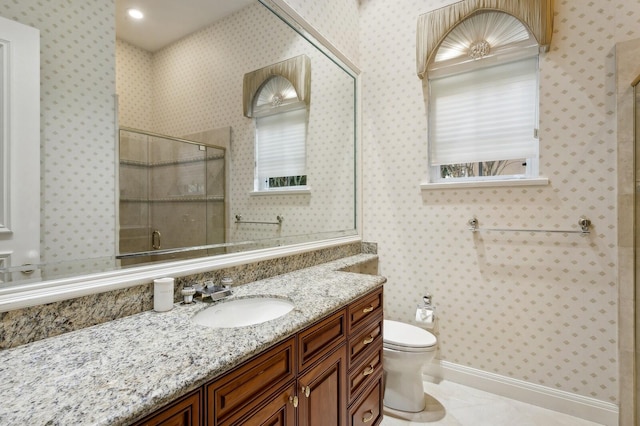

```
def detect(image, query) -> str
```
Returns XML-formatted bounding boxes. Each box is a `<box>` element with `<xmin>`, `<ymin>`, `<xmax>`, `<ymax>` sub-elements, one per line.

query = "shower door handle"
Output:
<box><xmin>152</xmin><ymin>229</ymin><xmax>161</xmax><ymax>250</ymax></box>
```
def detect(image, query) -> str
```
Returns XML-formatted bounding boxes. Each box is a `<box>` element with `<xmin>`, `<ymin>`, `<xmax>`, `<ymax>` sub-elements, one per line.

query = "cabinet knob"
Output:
<box><xmin>363</xmin><ymin>335</ymin><xmax>374</xmax><ymax>345</ymax></box>
<box><xmin>363</xmin><ymin>411</ymin><xmax>375</xmax><ymax>423</ymax></box>
<box><xmin>362</xmin><ymin>305</ymin><xmax>374</xmax><ymax>313</ymax></box>
<box><xmin>301</xmin><ymin>385</ymin><xmax>311</xmax><ymax>397</ymax></box>
<box><xmin>289</xmin><ymin>395</ymin><xmax>299</xmax><ymax>408</ymax></box>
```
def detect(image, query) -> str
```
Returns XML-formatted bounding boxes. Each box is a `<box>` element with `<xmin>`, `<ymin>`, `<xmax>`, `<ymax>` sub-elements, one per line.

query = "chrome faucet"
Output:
<box><xmin>195</xmin><ymin>280</ymin><xmax>232</xmax><ymax>302</ymax></box>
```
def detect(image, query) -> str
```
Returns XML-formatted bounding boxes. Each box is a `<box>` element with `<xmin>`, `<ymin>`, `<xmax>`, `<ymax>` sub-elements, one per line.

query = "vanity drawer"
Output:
<box><xmin>347</xmin><ymin>288</ymin><xmax>383</xmax><ymax>335</ymax></box>
<box><xmin>348</xmin><ymin>346</ymin><xmax>382</xmax><ymax>404</ymax></box>
<box><xmin>348</xmin><ymin>372</ymin><xmax>383</xmax><ymax>426</ymax></box>
<box><xmin>207</xmin><ymin>337</ymin><xmax>296</xmax><ymax>424</ymax></box>
<box><xmin>348</xmin><ymin>317</ymin><xmax>382</xmax><ymax>369</ymax></box>
<box><xmin>298</xmin><ymin>309</ymin><xmax>346</xmax><ymax>372</ymax></box>
<box><xmin>133</xmin><ymin>388</ymin><xmax>201</xmax><ymax>426</ymax></box>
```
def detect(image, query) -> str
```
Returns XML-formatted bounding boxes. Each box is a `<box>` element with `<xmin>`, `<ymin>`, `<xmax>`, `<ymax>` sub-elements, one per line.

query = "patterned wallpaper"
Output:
<box><xmin>1</xmin><ymin>0</ymin><xmax>636</xmax><ymax>408</ymax></box>
<box><xmin>280</xmin><ymin>0</ymin><xmax>360</xmax><ymax>65</ymax></box>
<box><xmin>0</xmin><ymin>0</ymin><xmax>116</xmax><ymax>268</ymax></box>
<box><xmin>356</xmin><ymin>0</ymin><xmax>640</xmax><ymax>405</ymax></box>
<box><xmin>115</xmin><ymin>39</ymin><xmax>153</xmax><ymax>131</ymax></box>
<box><xmin>116</xmin><ymin>2</ymin><xmax>356</xmax><ymax>244</ymax></box>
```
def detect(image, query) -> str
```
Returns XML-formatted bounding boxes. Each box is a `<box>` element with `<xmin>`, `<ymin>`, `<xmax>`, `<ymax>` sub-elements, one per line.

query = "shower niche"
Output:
<box><xmin>118</xmin><ymin>128</ymin><xmax>228</xmax><ymax>266</ymax></box>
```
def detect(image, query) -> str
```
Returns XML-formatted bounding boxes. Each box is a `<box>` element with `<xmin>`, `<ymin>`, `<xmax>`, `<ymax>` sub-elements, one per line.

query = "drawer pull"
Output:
<box><xmin>362</xmin><ymin>305</ymin><xmax>374</xmax><ymax>313</ymax></box>
<box><xmin>363</xmin><ymin>365</ymin><xmax>375</xmax><ymax>376</ymax></box>
<box><xmin>289</xmin><ymin>395</ymin><xmax>299</xmax><ymax>408</ymax></box>
<box><xmin>363</xmin><ymin>335</ymin><xmax>374</xmax><ymax>345</ymax></box>
<box><xmin>363</xmin><ymin>411</ymin><xmax>375</xmax><ymax>423</ymax></box>
<box><xmin>301</xmin><ymin>385</ymin><xmax>311</xmax><ymax>397</ymax></box>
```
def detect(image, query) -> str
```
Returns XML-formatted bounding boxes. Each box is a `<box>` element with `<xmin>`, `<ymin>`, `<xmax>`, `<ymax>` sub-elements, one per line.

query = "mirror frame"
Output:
<box><xmin>0</xmin><ymin>0</ymin><xmax>362</xmax><ymax>313</ymax></box>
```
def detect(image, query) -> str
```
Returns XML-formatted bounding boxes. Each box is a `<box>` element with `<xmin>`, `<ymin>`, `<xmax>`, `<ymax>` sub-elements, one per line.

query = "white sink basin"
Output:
<box><xmin>192</xmin><ymin>297</ymin><xmax>295</xmax><ymax>328</ymax></box>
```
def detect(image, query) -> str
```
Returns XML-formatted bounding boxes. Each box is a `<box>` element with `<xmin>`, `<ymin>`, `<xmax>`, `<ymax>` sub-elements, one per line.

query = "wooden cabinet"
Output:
<box><xmin>297</xmin><ymin>309</ymin><xmax>348</xmax><ymax>426</ymax></box>
<box><xmin>133</xmin><ymin>389</ymin><xmax>201</xmax><ymax>426</ymax></box>
<box><xmin>131</xmin><ymin>287</ymin><xmax>383</xmax><ymax>426</ymax></box>
<box><xmin>298</xmin><ymin>309</ymin><xmax>346</xmax><ymax>371</ymax></box>
<box><xmin>347</xmin><ymin>346</ymin><xmax>382</xmax><ymax>404</ymax></box>
<box><xmin>346</xmin><ymin>288</ymin><xmax>384</xmax><ymax>426</ymax></box>
<box><xmin>206</xmin><ymin>338</ymin><xmax>296</xmax><ymax>425</ymax></box>
<box><xmin>298</xmin><ymin>345</ymin><xmax>348</xmax><ymax>426</ymax></box>
<box><xmin>348</xmin><ymin>373</ymin><xmax>383</xmax><ymax>426</ymax></box>
<box><xmin>223</xmin><ymin>383</ymin><xmax>297</xmax><ymax>426</ymax></box>
<box><xmin>347</xmin><ymin>289</ymin><xmax>383</xmax><ymax>335</ymax></box>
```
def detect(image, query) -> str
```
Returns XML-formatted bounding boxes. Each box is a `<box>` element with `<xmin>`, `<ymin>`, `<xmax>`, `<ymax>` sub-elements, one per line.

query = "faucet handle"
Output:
<box><xmin>181</xmin><ymin>285</ymin><xmax>196</xmax><ymax>304</ymax></box>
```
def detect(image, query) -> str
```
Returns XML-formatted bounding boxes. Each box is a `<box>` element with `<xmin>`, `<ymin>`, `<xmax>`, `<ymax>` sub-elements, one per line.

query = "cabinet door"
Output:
<box><xmin>221</xmin><ymin>383</ymin><xmax>296</xmax><ymax>426</ymax></box>
<box><xmin>297</xmin><ymin>345</ymin><xmax>347</xmax><ymax>426</ymax></box>
<box><xmin>132</xmin><ymin>389</ymin><xmax>201</xmax><ymax>426</ymax></box>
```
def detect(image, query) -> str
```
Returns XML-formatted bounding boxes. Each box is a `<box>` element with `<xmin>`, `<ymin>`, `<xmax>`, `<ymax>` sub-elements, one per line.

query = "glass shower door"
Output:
<box><xmin>118</xmin><ymin>128</ymin><xmax>226</xmax><ymax>265</ymax></box>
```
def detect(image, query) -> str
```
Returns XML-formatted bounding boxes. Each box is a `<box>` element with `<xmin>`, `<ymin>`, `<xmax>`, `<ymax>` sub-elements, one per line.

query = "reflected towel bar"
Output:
<box><xmin>468</xmin><ymin>217</ymin><xmax>591</xmax><ymax>235</ymax></box>
<box><xmin>235</xmin><ymin>214</ymin><xmax>283</xmax><ymax>225</ymax></box>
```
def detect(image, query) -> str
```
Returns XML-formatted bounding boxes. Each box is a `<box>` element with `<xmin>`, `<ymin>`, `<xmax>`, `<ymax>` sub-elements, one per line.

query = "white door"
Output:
<box><xmin>0</xmin><ymin>16</ymin><xmax>40</xmax><ymax>282</ymax></box>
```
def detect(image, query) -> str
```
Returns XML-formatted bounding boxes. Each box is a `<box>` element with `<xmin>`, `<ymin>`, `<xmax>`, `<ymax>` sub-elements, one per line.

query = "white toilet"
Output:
<box><xmin>383</xmin><ymin>319</ymin><xmax>437</xmax><ymax>412</ymax></box>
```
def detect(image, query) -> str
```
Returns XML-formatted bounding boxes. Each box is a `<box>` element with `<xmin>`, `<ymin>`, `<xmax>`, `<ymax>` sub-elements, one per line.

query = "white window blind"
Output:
<box><xmin>429</xmin><ymin>56</ymin><xmax>538</xmax><ymax>166</ymax></box>
<box><xmin>256</xmin><ymin>107</ymin><xmax>306</xmax><ymax>188</ymax></box>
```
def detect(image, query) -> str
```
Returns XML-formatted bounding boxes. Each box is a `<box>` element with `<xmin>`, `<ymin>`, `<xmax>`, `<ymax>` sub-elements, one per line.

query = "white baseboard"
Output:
<box><xmin>424</xmin><ymin>360</ymin><xmax>619</xmax><ymax>426</ymax></box>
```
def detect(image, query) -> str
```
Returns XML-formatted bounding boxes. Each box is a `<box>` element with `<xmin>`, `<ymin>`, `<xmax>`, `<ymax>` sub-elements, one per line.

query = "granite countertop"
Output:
<box><xmin>0</xmin><ymin>254</ymin><xmax>385</xmax><ymax>426</ymax></box>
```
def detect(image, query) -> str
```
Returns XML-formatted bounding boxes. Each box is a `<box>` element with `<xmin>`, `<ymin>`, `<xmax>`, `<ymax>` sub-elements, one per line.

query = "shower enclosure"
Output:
<box><xmin>118</xmin><ymin>128</ymin><xmax>227</xmax><ymax>266</ymax></box>
<box><xmin>635</xmin><ymin>76</ymin><xmax>640</xmax><ymax>425</ymax></box>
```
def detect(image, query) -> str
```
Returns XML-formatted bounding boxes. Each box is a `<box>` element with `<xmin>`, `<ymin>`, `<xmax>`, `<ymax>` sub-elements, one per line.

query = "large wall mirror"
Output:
<box><xmin>0</xmin><ymin>0</ymin><xmax>358</xmax><ymax>301</ymax></box>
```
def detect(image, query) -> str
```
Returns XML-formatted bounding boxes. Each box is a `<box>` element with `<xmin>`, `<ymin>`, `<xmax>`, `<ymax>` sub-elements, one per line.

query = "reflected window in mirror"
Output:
<box><xmin>243</xmin><ymin>55</ymin><xmax>311</xmax><ymax>194</ymax></box>
<box><xmin>253</xmin><ymin>75</ymin><xmax>308</xmax><ymax>191</ymax></box>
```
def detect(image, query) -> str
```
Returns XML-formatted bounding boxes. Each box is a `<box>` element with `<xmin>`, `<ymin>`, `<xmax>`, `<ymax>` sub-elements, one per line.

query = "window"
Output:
<box><xmin>429</xmin><ymin>55</ymin><xmax>539</xmax><ymax>181</ymax></box>
<box><xmin>422</xmin><ymin>10</ymin><xmax>545</xmax><ymax>185</ymax></box>
<box><xmin>243</xmin><ymin>56</ymin><xmax>311</xmax><ymax>193</ymax></box>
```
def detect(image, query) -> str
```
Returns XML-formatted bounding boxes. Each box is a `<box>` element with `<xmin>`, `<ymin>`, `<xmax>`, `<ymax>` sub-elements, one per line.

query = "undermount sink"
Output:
<box><xmin>192</xmin><ymin>297</ymin><xmax>295</xmax><ymax>328</ymax></box>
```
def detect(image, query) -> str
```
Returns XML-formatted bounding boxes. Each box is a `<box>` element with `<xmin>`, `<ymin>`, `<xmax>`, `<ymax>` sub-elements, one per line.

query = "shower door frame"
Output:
<box><xmin>117</xmin><ymin>127</ymin><xmax>229</xmax><ymax>263</ymax></box>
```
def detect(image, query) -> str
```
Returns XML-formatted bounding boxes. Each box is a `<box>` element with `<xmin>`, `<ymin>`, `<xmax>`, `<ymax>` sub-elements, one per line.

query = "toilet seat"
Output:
<box><xmin>383</xmin><ymin>320</ymin><xmax>437</xmax><ymax>353</ymax></box>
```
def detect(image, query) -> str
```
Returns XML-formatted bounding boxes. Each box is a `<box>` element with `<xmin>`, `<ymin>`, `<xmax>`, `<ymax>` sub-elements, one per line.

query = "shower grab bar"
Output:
<box><xmin>235</xmin><ymin>215</ymin><xmax>283</xmax><ymax>225</ymax></box>
<box><xmin>468</xmin><ymin>217</ymin><xmax>591</xmax><ymax>235</ymax></box>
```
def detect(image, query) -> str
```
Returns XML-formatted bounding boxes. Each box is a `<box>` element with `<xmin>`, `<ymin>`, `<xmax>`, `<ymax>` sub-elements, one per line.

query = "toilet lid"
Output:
<box><xmin>383</xmin><ymin>320</ymin><xmax>437</xmax><ymax>350</ymax></box>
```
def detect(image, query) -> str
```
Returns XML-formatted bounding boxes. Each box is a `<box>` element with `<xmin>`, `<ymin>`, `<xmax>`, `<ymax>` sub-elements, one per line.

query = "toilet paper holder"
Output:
<box><xmin>416</xmin><ymin>293</ymin><xmax>436</xmax><ymax>325</ymax></box>
<box><xmin>421</xmin><ymin>294</ymin><xmax>433</xmax><ymax>308</ymax></box>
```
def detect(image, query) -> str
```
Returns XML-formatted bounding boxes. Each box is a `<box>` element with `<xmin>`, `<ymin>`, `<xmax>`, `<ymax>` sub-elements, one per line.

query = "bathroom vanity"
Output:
<box><xmin>0</xmin><ymin>254</ymin><xmax>384</xmax><ymax>426</ymax></box>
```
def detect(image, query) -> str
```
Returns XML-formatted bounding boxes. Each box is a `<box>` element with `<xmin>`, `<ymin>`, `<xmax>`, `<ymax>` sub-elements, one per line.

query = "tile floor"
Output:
<box><xmin>380</xmin><ymin>380</ymin><xmax>605</xmax><ymax>426</ymax></box>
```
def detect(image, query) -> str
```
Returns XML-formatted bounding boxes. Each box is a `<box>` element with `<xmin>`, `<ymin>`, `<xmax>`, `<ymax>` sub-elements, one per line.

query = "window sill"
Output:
<box><xmin>420</xmin><ymin>177</ymin><xmax>549</xmax><ymax>190</ymax></box>
<box><xmin>251</xmin><ymin>186</ymin><xmax>311</xmax><ymax>196</ymax></box>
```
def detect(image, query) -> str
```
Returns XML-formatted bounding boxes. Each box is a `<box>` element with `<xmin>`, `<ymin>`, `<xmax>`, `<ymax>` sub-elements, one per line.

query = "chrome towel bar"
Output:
<box><xmin>235</xmin><ymin>214</ymin><xmax>284</xmax><ymax>225</ymax></box>
<box><xmin>468</xmin><ymin>217</ymin><xmax>591</xmax><ymax>235</ymax></box>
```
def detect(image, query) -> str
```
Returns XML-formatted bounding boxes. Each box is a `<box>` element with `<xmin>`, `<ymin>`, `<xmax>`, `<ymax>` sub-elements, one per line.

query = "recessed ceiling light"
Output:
<box><xmin>127</xmin><ymin>8</ymin><xmax>144</xmax><ymax>20</ymax></box>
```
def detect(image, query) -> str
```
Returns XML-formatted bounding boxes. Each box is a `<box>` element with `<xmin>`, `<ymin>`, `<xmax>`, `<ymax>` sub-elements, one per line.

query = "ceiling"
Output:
<box><xmin>115</xmin><ymin>0</ymin><xmax>255</xmax><ymax>52</ymax></box>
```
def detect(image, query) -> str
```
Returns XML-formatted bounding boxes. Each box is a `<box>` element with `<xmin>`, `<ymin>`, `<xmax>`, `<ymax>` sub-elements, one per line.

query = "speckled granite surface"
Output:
<box><xmin>0</xmin><ymin>241</ymin><xmax>366</xmax><ymax>349</ymax></box>
<box><xmin>0</xmin><ymin>254</ymin><xmax>384</xmax><ymax>426</ymax></box>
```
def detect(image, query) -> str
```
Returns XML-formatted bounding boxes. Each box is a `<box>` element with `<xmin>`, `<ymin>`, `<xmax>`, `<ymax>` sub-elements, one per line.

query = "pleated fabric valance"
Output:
<box><xmin>416</xmin><ymin>0</ymin><xmax>554</xmax><ymax>79</ymax></box>
<box><xmin>243</xmin><ymin>55</ymin><xmax>311</xmax><ymax>117</ymax></box>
